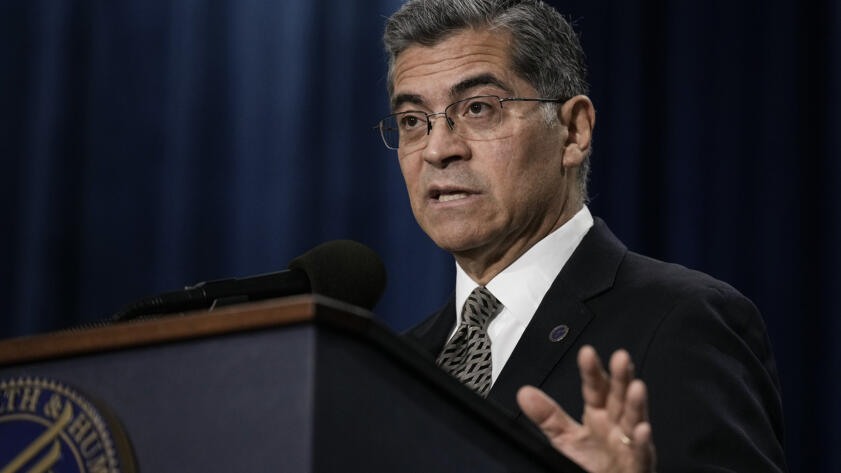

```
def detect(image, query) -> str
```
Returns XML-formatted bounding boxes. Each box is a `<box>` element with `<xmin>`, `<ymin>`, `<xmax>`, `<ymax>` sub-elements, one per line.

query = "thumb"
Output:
<box><xmin>517</xmin><ymin>385</ymin><xmax>578</xmax><ymax>439</ymax></box>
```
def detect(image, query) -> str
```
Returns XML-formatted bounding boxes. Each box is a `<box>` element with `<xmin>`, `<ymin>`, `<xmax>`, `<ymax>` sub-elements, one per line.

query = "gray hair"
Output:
<box><xmin>383</xmin><ymin>0</ymin><xmax>592</xmax><ymax>202</ymax></box>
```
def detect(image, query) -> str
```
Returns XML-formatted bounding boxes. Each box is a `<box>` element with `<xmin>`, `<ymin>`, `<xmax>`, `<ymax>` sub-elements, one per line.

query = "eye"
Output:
<box><xmin>467</xmin><ymin>101</ymin><xmax>490</xmax><ymax>116</ymax></box>
<box><xmin>457</xmin><ymin>97</ymin><xmax>500</xmax><ymax>121</ymax></box>
<box><xmin>399</xmin><ymin>113</ymin><xmax>424</xmax><ymax>131</ymax></box>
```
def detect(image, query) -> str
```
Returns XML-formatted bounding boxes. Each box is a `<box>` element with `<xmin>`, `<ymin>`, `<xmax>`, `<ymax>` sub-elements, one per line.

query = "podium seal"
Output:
<box><xmin>0</xmin><ymin>377</ymin><xmax>135</xmax><ymax>473</ymax></box>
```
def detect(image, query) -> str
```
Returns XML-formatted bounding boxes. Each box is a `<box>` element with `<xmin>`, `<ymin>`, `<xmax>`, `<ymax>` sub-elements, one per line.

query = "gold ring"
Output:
<box><xmin>619</xmin><ymin>433</ymin><xmax>633</xmax><ymax>446</ymax></box>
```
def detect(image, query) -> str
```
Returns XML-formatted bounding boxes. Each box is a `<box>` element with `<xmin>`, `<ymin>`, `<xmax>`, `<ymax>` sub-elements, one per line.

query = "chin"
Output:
<box><xmin>426</xmin><ymin>229</ymin><xmax>487</xmax><ymax>254</ymax></box>
<box><xmin>417</xmin><ymin>209</ymin><xmax>500</xmax><ymax>251</ymax></box>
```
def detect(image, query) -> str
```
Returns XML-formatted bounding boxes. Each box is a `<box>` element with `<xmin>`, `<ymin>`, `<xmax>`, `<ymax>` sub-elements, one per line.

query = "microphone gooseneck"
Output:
<box><xmin>112</xmin><ymin>240</ymin><xmax>386</xmax><ymax>321</ymax></box>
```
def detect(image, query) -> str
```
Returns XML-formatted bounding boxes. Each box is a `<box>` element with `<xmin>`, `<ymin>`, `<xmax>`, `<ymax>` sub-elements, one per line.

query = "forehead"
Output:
<box><xmin>392</xmin><ymin>29</ymin><xmax>524</xmax><ymax>103</ymax></box>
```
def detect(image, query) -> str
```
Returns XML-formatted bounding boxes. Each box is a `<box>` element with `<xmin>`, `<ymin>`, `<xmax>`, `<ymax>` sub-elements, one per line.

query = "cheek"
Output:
<box><xmin>481</xmin><ymin>140</ymin><xmax>533</xmax><ymax>189</ymax></box>
<box><xmin>492</xmin><ymin>141</ymin><xmax>562</xmax><ymax>207</ymax></box>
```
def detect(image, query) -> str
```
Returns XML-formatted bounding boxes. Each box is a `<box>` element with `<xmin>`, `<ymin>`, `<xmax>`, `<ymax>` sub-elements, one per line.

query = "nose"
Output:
<box><xmin>421</xmin><ymin>113</ymin><xmax>470</xmax><ymax>168</ymax></box>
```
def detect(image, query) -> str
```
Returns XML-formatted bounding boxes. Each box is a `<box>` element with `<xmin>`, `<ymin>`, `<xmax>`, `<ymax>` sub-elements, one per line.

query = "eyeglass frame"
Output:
<box><xmin>373</xmin><ymin>95</ymin><xmax>569</xmax><ymax>151</ymax></box>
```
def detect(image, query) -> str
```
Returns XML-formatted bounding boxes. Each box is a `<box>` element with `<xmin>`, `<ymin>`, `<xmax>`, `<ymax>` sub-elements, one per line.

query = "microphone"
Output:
<box><xmin>113</xmin><ymin>240</ymin><xmax>386</xmax><ymax>321</ymax></box>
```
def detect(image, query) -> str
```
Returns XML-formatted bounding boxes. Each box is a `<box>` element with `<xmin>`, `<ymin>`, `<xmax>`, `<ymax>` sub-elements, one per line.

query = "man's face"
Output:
<box><xmin>392</xmin><ymin>29</ymin><xmax>574</xmax><ymax>271</ymax></box>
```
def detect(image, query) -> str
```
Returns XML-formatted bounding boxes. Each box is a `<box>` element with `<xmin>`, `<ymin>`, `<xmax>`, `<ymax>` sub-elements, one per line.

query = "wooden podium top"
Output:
<box><xmin>0</xmin><ymin>295</ymin><xmax>368</xmax><ymax>366</ymax></box>
<box><xmin>0</xmin><ymin>294</ymin><xmax>584</xmax><ymax>473</ymax></box>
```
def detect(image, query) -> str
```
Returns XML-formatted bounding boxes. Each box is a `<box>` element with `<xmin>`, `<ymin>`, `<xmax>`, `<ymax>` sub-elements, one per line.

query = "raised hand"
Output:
<box><xmin>516</xmin><ymin>345</ymin><xmax>656</xmax><ymax>473</ymax></box>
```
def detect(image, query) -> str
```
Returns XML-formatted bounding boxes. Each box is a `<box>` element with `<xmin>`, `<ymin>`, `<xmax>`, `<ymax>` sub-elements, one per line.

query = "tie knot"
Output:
<box><xmin>462</xmin><ymin>286</ymin><xmax>502</xmax><ymax>328</ymax></box>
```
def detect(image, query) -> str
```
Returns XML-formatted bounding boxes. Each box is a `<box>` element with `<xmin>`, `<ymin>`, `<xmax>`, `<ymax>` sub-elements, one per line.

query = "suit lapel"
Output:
<box><xmin>488</xmin><ymin>219</ymin><xmax>627</xmax><ymax>415</ymax></box>
<box><xmin>487</xmin><ymin>282</ymin><xmax>593</xmax><ymax>414</ymax></box>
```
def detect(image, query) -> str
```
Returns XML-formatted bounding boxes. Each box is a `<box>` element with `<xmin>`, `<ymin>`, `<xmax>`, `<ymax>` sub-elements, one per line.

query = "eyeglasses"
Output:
<box><xmin>374</xmin><ymin>95</ymin><xmax>566</xmax><ymax>151</ymax></box>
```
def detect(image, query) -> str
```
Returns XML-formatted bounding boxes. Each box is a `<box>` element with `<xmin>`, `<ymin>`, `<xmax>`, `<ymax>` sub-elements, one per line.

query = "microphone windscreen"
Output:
<box><xmin>287</xmin><ymin>240</ymin><xmax>386</xmax><ymax>310</ymax></box>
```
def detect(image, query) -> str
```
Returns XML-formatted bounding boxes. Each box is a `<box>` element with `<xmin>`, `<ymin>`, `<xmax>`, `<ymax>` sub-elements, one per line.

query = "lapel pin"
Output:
<box><xmin>549</xmin><ymin>324</ymin><xmax>570</xmax><ymax>342</ymax></box>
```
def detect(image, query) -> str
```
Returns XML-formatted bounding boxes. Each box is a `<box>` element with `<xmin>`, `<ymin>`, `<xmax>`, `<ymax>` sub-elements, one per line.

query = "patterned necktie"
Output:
<box><xmin>436</xmin><ymin>286</ymin><xmax>503</xmax><ymax>397</ymax></box>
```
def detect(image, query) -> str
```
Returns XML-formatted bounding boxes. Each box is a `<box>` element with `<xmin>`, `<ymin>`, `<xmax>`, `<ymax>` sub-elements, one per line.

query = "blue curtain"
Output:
<box><xmin>1</xmin><ymin>1</ymin><xmax>837</xmax><ymax>471</ymax></box>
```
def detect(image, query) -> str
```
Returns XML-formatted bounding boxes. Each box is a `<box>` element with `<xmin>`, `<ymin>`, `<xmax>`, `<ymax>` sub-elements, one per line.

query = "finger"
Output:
<box><xmin>578</xmin><ymin>345</ymin><xmax>609</xmax><ymax>408</ymax></box>
<box><xmin>605</xmin><ymin>349</ymin><xmax>633</xmax><ymax>422</ymax></box>
<box><xmin>632</xmin><ymin>421</ymin><xmax>656</xmax><ymax>472</ymax></box>
<box><xmin>620</xmin><ymin>379</ymin><xmax>649</xmax><ymax>434</ymax></box>
<box><xmin>517</xmin><ymin>385</ymin><xmax>579</xmax><ymax>440</ymax></box>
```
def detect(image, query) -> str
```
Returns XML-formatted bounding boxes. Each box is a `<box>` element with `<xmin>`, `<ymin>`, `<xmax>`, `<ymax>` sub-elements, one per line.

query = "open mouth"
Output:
<box><xmin>430</xmin><ymin>189</ymin><xmax>471</xmax><ymax>202</ymax></box>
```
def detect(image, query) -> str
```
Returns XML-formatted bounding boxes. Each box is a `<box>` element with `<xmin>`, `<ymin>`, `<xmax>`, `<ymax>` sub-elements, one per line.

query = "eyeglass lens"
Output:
<box><xmin>380</xmin><ymin>95</ymin><xmax>504</xmax><ymax>150</ymax></box>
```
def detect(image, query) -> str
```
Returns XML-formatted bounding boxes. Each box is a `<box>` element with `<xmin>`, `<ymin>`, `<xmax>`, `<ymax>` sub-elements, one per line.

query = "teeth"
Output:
<box><xmin>438</xmin><ymin>193</ymin><xmax>469</xmax><ymax>202</ymax></box>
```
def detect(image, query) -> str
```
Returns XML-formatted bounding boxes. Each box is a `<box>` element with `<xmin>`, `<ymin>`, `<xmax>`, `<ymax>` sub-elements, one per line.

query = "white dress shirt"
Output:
<box><xmin>452</xmin><ymin>205</ymin><xmax>594</xmax><ymax>383</ymax></box>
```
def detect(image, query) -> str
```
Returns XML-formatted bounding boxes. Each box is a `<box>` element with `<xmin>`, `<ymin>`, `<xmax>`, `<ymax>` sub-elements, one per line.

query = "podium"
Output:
<box><xmin>0</xmin><ymin>296</ymin><xmax>583</xmax><ymax>472</ymax></box>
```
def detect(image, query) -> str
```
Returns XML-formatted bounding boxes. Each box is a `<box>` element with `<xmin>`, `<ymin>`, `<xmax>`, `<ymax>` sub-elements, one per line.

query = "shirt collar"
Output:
<box><xmin>455</xmin><ymin>205</ymin><xmax>594</xmax><ymax>323</ymax></box>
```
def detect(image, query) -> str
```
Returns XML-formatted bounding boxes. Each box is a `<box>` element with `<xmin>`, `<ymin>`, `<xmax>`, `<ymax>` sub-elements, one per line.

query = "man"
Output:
<box><xmin>376</xmin><ymin>1</ymin><xmax>787</xmax><ymax>472</ymax></box>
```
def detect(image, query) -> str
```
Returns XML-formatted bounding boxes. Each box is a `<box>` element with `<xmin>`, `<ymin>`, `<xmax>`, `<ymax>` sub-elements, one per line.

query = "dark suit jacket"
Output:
<box><xmin>407</xmin><ymin>218</ymin><xmax>787</xmax><ymax>472</ymax></box>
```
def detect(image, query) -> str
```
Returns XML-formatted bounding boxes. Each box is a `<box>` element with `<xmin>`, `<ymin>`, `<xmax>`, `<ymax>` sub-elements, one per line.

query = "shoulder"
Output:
<box><xmin>607</xmin><ymin>251</ymin><xmax>761</xmax><ymax>333</ymax></box>
<box><xmin>618</xmin><ymin>250</ymin><xmax>747</xmax><ymax>302</ymax></box>
<box><xmin>605</xmin><ymin>250</ymin><xmax>774</xmax><ymax>360</ymax></box>
<box><xmin>576</xmin><ymin>245</ymin><xmax>779</xmax><ymax>395</ymax></box>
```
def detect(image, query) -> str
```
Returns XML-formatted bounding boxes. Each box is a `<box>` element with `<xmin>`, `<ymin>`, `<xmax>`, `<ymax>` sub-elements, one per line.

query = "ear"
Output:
<box><xmin>558</xmin><ymin>95</ymin><xmax>595</xmax><ymax>168</ymax></box>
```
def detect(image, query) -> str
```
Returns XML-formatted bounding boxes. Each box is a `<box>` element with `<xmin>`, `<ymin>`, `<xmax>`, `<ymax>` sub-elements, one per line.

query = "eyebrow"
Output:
<box><xmin>450</xmin><ymin>73</ymin><xmax>513</xmax><ymax>97</ymax></box>
<box><xmin>391</xmin><ymin>93</ymin><xmax>425</xmax><ymax>111</ymax></box>
<box><xmin>390</xmin><ymin>73</ymin><xmax>513</xmax><ymax>111</ymax></box>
